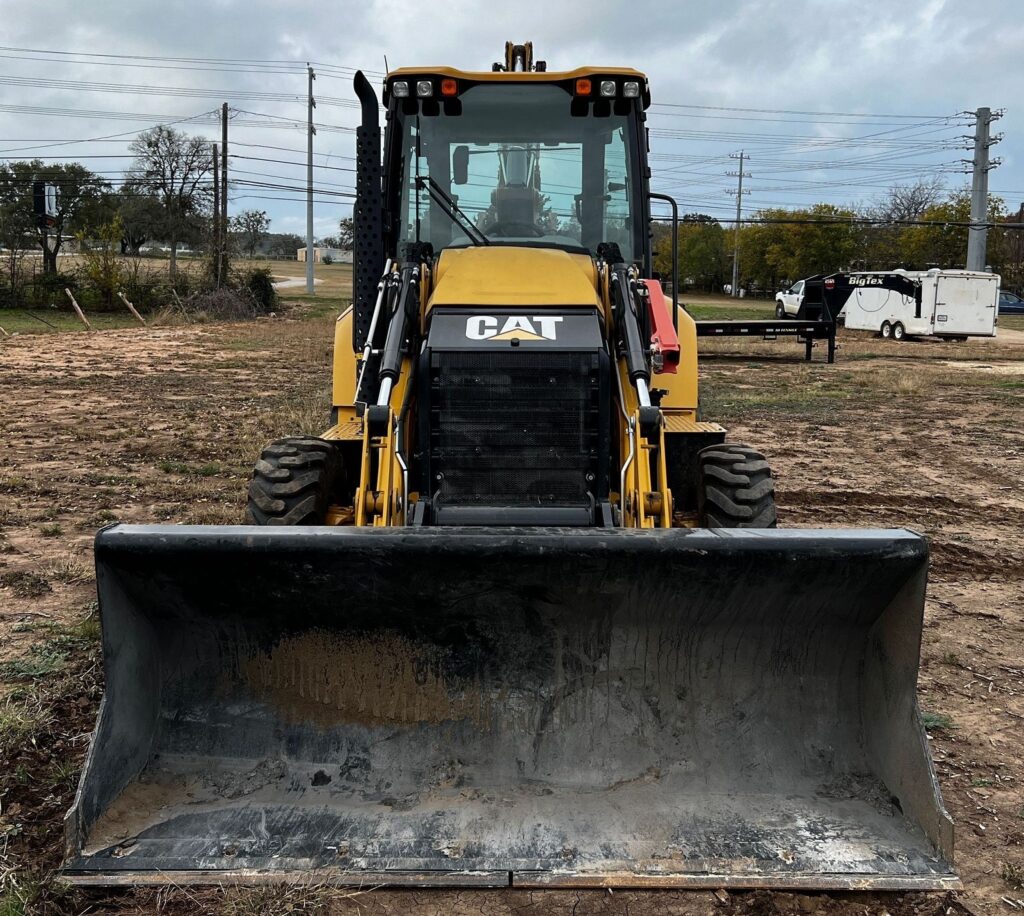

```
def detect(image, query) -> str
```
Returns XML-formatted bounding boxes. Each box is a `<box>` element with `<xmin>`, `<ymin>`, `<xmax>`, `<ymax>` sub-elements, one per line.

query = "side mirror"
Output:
<box><xmin>453</xmin><ymin>145</ymin><xmax>469</xmax><ymax>185</ymax></box>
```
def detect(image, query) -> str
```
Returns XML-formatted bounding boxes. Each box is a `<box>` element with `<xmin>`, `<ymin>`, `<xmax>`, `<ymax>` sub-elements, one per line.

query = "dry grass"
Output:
<box><xmin>39</xmin><ymin>555</ymin><xmax>92</xmax><ymax>585</ymax></box>
<box><xmin>219</xmin><ymin>881</ymin><xmax>372</xmax><ymax>915</ymax></box>
<box><xmin>136</xmin><ymin>881</ymin><xmax>376</xmax><ymax>916</ymax></box>
<box><xmin>233</xmin><ymin>396</ymin><xmax>333</xmax><ymax>470</ymax></box>
<box><xmin>0</xmin><ymin>692</ymin><xmax>53</xmax><ymax>752</ymax></box>
<box><xmin>1004</xmin><ymin>861</ymin><xmax>1024</xmax><ymax>891</ymax></box>
<box><xmin>851</xmin><ymin>367</ymin><xmax>925</xmax><ymax>397</ymax></box>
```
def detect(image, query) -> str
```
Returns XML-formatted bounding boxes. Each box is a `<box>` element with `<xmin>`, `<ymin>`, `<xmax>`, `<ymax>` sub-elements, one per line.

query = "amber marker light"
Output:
<box><xmin>575</xmin><ymin>78</ymin><xmax>592</xmax><ymax>96</ymax></box>
<box><xmin>441</xmin><ymin>78</ymin><xmax>458</xmax><ymax>97</ymax></box>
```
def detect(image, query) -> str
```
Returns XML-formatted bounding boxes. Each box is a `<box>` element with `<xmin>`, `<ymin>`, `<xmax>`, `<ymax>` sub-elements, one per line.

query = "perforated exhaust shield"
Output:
<box><xmin>64</xmin><ymin>526</ymin><xmax>956</xmax><ymax>889</ymax></box>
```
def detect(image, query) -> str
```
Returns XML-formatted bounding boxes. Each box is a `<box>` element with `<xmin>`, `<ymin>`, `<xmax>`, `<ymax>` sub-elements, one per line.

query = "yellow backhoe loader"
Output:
<box><xmin>65</xmin><ymin>43</ymin><xmax>956</xmax><ymax>891</ymax></box>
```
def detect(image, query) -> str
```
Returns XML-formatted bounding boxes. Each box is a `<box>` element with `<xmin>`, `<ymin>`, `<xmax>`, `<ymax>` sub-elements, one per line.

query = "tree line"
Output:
<box><xmin>0</xmin><ymin>124</ymin><xmax>358</xmax><ymax>304</ymax></box>
<box><xmin>4</xmin><ymin>127</ymin><xmax>1020</xmax><ymax>307</ymax></box>
<box><xmin>654</xmin><ymin>182</ymin><xmax>1023</xmax><ymax>294</ymax></box>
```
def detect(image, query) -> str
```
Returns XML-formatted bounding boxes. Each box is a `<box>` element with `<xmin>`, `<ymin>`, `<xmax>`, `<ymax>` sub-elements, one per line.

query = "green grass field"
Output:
<box><xmin>0</xmin><ymin>309</ymin><xmax>142</xmax><ymax>335</ymax></box>
<box><xmin>682</xmin><ymin>301</ymin><xmax>775</xmax><ymax>320</ymax></box>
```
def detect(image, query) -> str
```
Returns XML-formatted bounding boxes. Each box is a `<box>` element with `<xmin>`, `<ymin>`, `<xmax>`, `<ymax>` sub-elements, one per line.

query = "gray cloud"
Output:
<box><xmin>1</xmin><ymin>0</ymin><xmax>1019</xmax><ymax>238</ymax></box>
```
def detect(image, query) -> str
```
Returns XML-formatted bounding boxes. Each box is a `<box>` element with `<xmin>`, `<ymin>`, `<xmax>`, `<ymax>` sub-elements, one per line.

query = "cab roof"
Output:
<box><xmin>386</xmin><ymin>65</ymin><xmax>647</xmax><ymax>82</ymax></box>
<box><xmin>383</xmin><ymin>65</ymin><xmax>651</xmax><ymax>108</ymax></box>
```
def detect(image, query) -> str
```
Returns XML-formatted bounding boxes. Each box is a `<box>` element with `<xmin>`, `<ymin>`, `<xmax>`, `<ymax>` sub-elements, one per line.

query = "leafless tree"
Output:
<box><xmin>128</xmin><ymin>126</ymin><xmax>213</xmax><ymax>279</ymax></box>
<box><xmin>231</xmin><ymin>209</ymin><xmax>271</xmax><ymax>259</ymax></box>
<box><xmin>871</xmin><ymin>177</ymin><xmax>946</xmax><ymax>222</ymax></box>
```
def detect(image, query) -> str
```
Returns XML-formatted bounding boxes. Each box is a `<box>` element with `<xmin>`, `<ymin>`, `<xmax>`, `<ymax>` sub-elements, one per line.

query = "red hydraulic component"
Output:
<box><xmin>640</xmin><ymin>278</ymin><xmax>680</xmax><ymax>374</ymax></box>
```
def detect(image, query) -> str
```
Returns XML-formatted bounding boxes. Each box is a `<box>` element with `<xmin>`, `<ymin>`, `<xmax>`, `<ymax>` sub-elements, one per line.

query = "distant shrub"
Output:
<box><xmin>23</xmin><ymin>271</ymin><xmax>80</xmax><ymax>309</ymax></box>
<box><xmin>183</xmin><ymin>288</ymin><xmax>257</xmax><ymax>321</ymax></box>
<box><xmin>77</xmin><ymin>218</ymin><xmax>126</xmax><ymax>308</ymax></box>
<box><xmin>238</xmin><ymin>266</ymin><xmax>277</xmax><ymax>314</ymax></box>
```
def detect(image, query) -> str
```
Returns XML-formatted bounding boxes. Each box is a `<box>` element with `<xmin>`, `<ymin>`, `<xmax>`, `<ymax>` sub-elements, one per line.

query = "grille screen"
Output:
<box><xmin>431</xmin><ymin>351</ymin><xmax>601</xmax><ymax>508</ymax></box>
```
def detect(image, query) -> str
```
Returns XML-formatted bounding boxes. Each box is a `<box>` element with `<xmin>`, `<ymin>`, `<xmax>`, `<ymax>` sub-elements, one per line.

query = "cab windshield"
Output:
<box><xmin>393</xmin><ymin>83</ymin><xmax>641</xmax><ymax>261</ymax></box>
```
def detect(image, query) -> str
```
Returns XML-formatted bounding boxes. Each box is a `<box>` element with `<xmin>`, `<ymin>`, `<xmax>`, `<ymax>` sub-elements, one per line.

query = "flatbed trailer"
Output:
<box><xmin>694</xmin><ymin>276</ymin><xmax>839</xmax><ymax>363</ymax></box>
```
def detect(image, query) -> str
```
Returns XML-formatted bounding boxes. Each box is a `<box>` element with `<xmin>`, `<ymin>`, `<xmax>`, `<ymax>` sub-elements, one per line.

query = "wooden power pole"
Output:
<box><xmin>212</xmin><ymin>142</ymin><xmax>221</xmax><ymax>287</ymax></box>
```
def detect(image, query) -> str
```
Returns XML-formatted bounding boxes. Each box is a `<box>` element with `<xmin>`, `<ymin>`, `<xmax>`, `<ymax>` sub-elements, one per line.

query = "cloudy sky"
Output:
<box><xmin>1</xmin><ymin>0</ymin><xmax>1021</xmax><ymax>240</ymax></box>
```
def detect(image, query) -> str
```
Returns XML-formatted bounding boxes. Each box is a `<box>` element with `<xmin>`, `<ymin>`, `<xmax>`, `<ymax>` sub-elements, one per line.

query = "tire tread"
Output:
<box><xmin>697</xmin><ymin>443</ymin><xmax>777</xmax><ymax>528</ymax></box>
<box><xmin>245</xmin><ymin>436</ymin><xmax>342</xmax><ymax>525</ymax></box>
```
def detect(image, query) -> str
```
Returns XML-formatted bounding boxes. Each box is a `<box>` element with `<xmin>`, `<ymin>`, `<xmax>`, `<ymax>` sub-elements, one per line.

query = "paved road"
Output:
<box><xmin>272</xmin><ymin>275</ymin><xmax>322</xmax><ymax>289</ymax></box>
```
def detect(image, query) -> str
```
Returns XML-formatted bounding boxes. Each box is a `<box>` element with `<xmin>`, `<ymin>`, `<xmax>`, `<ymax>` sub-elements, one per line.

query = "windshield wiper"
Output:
<box><xmin>414</xmin><ymin>175</ymin><xmax>490</xmax><ymax>247</ymax></box>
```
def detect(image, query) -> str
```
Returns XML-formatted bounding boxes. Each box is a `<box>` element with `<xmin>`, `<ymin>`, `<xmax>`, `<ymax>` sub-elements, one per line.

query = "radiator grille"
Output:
<box><xmin>430</xmin><ymin>351</ymin><xmax>601</xmax><ymax>508</ymax></box>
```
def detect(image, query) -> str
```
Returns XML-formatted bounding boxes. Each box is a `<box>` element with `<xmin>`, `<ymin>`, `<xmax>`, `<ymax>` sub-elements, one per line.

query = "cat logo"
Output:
<box><xmin>465</xmin><ymin>315</ymin><xmax>563</xmax><ymax>342</ymax></box>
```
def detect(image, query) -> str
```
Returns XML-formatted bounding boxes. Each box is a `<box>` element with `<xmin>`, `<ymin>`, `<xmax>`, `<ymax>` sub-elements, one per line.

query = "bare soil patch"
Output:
<box><xmin>0</xmin><ymin>319</ymin><xmax>1021</xmax><ymax>914</ymax></box>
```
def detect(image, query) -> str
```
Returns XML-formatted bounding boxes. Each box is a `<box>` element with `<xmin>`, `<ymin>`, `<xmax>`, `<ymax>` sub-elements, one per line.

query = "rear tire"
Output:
<box><xmin>246</xmin><ymin>436</ymin><xmax>344</xmax><ymax>525</ymax></box>
<box><xmin>697</xmin><ymin>444</ymin><xmax>777</xmax><ymax>528</ymax></box>
<box><xmin>880</xmin><ymin>321</ymin><xmax>892</xmax><ymax>339</ymax></box>
<box><xmin>893</xmin><ymin>321</ymin><xmax>906</xmax><ymax>341</ymax></box>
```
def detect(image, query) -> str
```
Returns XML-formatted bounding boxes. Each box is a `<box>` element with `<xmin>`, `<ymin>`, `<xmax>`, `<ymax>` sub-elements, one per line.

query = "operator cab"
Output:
<box><xmin>381</xmin><ymin>66</ymin><xmax>653</xmax><ymax>269</ymax></box>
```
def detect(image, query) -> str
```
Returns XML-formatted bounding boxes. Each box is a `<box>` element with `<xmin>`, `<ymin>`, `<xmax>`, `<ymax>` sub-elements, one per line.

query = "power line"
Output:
<box><xmin>231</xmin><ymin>194</ymin><xmax>351</xmax><ymax>206</ymax></box>
<box><xmin>231</xmin><ymin>153</ymin><xmax>354</xmax><ymax>173</ymax></box>
<box><xmin>0</xmin><ymin>109</ymin><xmax>219</xmax><ymax>154</ymax></box>
<box><xmin>651</xmin><ymin>101</ymin><xmax>954</xmax><ymax>119</ymax></box>
<box><xmin>0</xmin><ymin>45</ymin><xmax>386</xmax><ymax>78</ymax></box>
<box><xmin>650</xmin><ymin>213</ymin><xmax>1023</xmax><ymax>228</ymax></box>
<box><xmin>230</xmin><ymin>166</ymin><xmax>353</xmax><ymax>189</ymax></box>
<box><xmin>0</xmin><ymin>44</ymin><xmax>312</xmax><ymax>68</ymax></box>
<box><xmin>0</xmin><ymin>74</ymin><xmax>359</xmax><ymax>109</ymax></box>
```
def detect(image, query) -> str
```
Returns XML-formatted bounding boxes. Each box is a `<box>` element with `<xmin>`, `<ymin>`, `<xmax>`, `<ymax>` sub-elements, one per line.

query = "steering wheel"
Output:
<box><xmin>487</xmin><ymin>221</ymin><xmax>545</xmax><ymax>238</ymax></box>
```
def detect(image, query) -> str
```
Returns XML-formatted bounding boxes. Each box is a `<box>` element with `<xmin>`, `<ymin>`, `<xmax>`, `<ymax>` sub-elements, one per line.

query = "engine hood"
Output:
<box><xmin>428</xmin><ymin>246</ymin><xmax>599</xmax><ymax>309</ymax></box>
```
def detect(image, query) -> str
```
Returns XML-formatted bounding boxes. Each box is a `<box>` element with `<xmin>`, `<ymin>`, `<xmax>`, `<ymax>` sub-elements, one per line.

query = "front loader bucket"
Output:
<box><xmin>65</xmin><ymin>526</ymin><xmax>956</xmax><ymax>890</ymax></box>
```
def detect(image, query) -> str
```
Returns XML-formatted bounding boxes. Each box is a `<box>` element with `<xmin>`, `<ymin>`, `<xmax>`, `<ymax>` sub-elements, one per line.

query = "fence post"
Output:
<box><xmin>117</xmin><ymin>291</ymin><xmax>146</xmax><ymax>324</ymax></box>
<box><xmin>170</xmin><ymin>289</ymin><xmax>191</xmax><ymax>322</ymax></box>
<box><xmin>64</xmin><ymin>288</ymin><xmax>93</xmax><ymax>330</ymax></box>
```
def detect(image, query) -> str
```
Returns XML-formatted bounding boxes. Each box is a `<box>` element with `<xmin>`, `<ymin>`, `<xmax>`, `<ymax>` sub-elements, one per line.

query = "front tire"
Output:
<box><xmin>246</xmin><ymin>436</ymin><xmax>344</xmax><ymax>525</ymax></box>
<box><xmin>697</xmin><ymin>444</ymin><xmax>777</xmax><ymax>528</ymax></box>
<box><xmin>880</xmin><ymin>321</ymin><xmax>892</xmax><ymax>339</ymax></box>
<box><xmin>775</xmin><ymin>302</ymin><xmax>786</xmax><ymax>319</ymax></box>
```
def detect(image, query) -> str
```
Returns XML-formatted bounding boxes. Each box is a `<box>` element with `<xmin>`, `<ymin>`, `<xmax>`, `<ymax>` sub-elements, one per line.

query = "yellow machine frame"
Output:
<box><xmin>325</xmin><ymin>251</ymin><xmax>721</xmax><ymax>529</ymax></box>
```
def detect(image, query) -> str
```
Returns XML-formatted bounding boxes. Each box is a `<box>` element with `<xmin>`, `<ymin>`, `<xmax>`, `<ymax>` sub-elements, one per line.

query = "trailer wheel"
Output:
<box><xmin>246</xmin><ymin>436</ymin><xmax>345</xmax><ymax>525</ymax></box>
<box><xmin>892</xmin><ymin>321</ymin><xmax>906</xmax><ymax>341</ymax></box>
<box><xmin>880</xmin><ymin>321</ymin><xmax>892</xmax><ymax>339</ymax></box>
<box><xmin>697</xmin><ymin>444</ymin><xmax>777</xmax><ymax>528</ymax></box>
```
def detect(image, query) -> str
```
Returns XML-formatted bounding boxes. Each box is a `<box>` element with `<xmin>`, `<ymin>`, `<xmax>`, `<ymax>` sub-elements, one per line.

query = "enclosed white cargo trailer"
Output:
<box><xmin>839</xmin><ymin>269</ymin><xmax>999</xmax><ymax>340</ymax></box>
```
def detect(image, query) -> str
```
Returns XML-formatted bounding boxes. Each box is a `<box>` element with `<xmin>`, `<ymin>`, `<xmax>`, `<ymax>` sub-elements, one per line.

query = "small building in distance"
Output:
<box><xmin>297</xmin><ymin>247</ymin><xmax>352</xmax><ymax>264</ymax></box>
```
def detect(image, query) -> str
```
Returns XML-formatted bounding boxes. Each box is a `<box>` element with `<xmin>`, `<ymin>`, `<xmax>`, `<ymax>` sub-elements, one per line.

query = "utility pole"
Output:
<box><xmin>965</xmin><ymin>107</ymin><xmax>1002</xmax><ymax>272</ymax></box>
<box><xmin>212</xmin><ymin>142</ymin><xmax>220</xmax><ymax>288</ymax></box>
<box><xmin>727</xmin><ymin>151</ymin><xmax>751</xmax><ymax>298</ymax></box>
<box><xmin>306</xmin><ymin>65</ymin><xmax>317</xmax><ymax>295</ymax></box>
<box><xmin>221</xmin><ymin>103</ymin><xmax>229</xmax><ymax>277</ymax></box>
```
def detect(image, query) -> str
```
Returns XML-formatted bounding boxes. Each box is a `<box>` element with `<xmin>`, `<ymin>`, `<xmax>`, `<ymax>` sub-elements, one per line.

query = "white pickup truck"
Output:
<box><xmin>775</xmin><ymin>279</ymin><xmax>806</xmax><ymax>317</ymax></box>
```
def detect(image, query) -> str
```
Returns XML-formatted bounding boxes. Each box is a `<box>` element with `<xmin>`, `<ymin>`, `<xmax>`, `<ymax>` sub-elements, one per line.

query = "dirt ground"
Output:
<box><xmin>1</xmin><ymin>307</ymin><xmax>1022</xmax><ymax>915</ymax></box>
